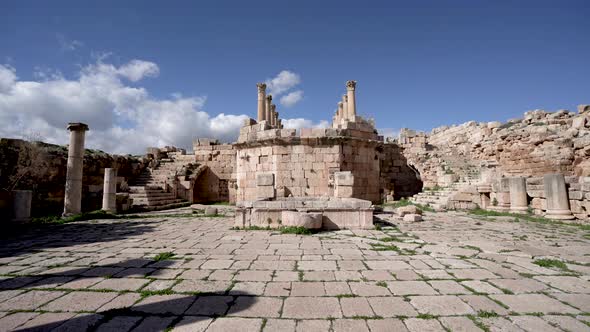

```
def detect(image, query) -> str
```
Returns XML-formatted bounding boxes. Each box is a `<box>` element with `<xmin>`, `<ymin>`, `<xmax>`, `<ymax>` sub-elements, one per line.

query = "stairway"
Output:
<box><xmin>410</xmin><ymin>180</ymin><xmax>477</xmax><ymax>210</ymax></box>
<box><xmin>128</xmin><ymin>158</ymin><xmax>190</xmax><ymax>211</ymax></box>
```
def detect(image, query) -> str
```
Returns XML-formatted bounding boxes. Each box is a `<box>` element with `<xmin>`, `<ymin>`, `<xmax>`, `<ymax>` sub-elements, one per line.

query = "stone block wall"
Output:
<box><xmin>234</xmin><ymin>123</ymin><xmax>381</xmax><ymax>203</ymax></box>
<box><xmin>192</xmin><ymin>139</ymin><xmax>236</xmax><ymax>203</ymax></box>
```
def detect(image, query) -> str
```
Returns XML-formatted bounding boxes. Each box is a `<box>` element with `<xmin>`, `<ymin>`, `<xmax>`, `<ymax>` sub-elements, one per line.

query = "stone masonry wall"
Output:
<box><xmin>235</xmin><ymin>124</ymin><xmax>381</xmax><ymax>203</ymax></box>
<box><xmin>192</xmin><ymin>139</ymin><xmax>236</xmax><ymax>203</ymax></box>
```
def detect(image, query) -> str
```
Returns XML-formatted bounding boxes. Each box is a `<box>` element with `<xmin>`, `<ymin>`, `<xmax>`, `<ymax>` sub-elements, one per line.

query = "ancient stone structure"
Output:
<box><xmin>256</xmin><ymin>83</ymin><xmax>266</xmax><ymax>122</ymax></box>
<box><xmin>101</xmin><ymin>168</ymin><xmax>117</xmax><ymax>213</ymax></box>
<box><xmin>403</xmin><ymin>105</ymin><xmax>590</xmax><ymax>221</ymax></box>
<box><xmin>63</xmin><ymin>123</ymin><xmax>88</xmax><ymax>217</ymax></box>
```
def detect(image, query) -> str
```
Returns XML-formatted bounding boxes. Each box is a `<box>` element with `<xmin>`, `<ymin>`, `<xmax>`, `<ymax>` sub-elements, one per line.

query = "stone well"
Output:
<box><xmin>235</xmin><ymin>197</ymin><xmax>374</xmax><ymax>230</ymax></box>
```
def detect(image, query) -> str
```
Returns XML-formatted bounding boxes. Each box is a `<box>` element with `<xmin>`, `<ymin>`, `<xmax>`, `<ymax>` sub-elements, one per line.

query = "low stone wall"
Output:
<box><xmin>0</xmin><ymin>138</ymin><xmax>148</xmax><ymax>216</ymax></box>
<box><xmin>235</xmin><ymin>197</ymin><xmax>374</xmax><ymax>230</ymax></box>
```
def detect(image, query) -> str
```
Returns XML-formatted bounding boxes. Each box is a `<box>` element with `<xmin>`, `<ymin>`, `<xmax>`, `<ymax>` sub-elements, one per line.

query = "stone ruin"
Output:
<box><xmin>3</xmin><ymin>79</ymin><xmax>589</xmax><ymax>228</ymax></box>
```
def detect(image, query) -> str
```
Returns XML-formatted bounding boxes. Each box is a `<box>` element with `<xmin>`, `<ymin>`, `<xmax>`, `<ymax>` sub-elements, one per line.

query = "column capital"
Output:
<box><xmin>338</xmin><ymin>101</ymin><xmax>343</xmax><ymax>107</ymax></box>
<box><xmin>256</xmin><ymin>83</ymin><xmax>267</xmax><ymax>92</ymax></box>
<box><xmin>271</xmin><ymin>104</ymin><xmax>276</xmax><ymax>111</ymax></box>
<box><xmin>67</xmin><ymin>122</ymin><xmax>89</xmax><ymax>132</ymax></box>
<box><xmin>342</xmin><ymin>94</ymin><xmax>348</xmax><ymax>101</ymax></box>
<box><xmin>346</xmin><ymin>80</ymin><xmax>357</xmax><ymax>90</ymax></box>
<box><xmin>266</xmin><ymin>95</ymin><xmax>272</xmax><ymax>101</ymax></box>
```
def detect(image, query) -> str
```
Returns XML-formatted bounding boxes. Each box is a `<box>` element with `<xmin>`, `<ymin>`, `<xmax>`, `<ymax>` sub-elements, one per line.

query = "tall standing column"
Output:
<box><xmin>342</xmin><ymin>95</ymin><xmax>348</xmax><ymax>122</ymax></box>
<box><xmin>275</xmin><ymin>111</ymin><xmax>280</xmax><ymax>127</ymax></box>
<box><xmin>271</xmin><ymin>104</ymin><xmax>277</xmax><ymax>127</ymax></box>
<box><xmin>346</xmin><ymin>80</ymin><xmax>357</xmax><ymax>122</ymax></box>
<box><xmin>544</xmin><ymin>173</ymin><xmax>574</xmax><ymax>219</ymax></box>
<box><xmin>256</xmin><ymin>83</ymin><xmax>267</xmax><ymax>122</ymax></box>
<box><xmin>102</xmin><ymin>168</ymin><xmax>117</xmax><ymax>213</ymax></box>
<box><xmin>63</xmin><ymin>122</ymin><xmax>89</xmax><ymax>217</ymax></box>
<box><xmin>509</xmin><ymin>177</ymin><xmax>528</xmax><ymax>213</ymax></box>
<box><xmin>265</xmin><ymin>95</ymin><xmax>272</xmax><ymax>124</ymax></box>
<box><xmin>337</xmin><ymin>102</ymin><xmax>344</xmax><ymax>123</ymax></box>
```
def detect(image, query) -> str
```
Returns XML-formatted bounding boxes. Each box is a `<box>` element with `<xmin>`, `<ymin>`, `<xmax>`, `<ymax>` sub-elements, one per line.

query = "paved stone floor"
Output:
<box><xmin>1</xmin><ymin>209</ymin><xmax>590</xmax><ymax>331</ymax></box>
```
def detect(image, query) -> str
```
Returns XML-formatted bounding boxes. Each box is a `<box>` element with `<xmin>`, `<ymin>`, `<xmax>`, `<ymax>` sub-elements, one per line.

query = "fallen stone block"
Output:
<box><xmin>281</xmin><ymin>210</ymin><xmax>322</xmax><ymax>229</ymax></box>
<box><xmin>403</xmin><ymin>214</ymin><xmax>423</xmax><ymax>222</ymax></box>
<box><xmin>396</xmin><ymin>205</ymin><xmax>422</xmax><ymax>216</ymax></box>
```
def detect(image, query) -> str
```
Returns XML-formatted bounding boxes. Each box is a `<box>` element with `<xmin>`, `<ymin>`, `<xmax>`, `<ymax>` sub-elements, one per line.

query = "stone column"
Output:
<box><xmin>346</xmin><ymin>80</ymin><xmax>357</xmax><ymax>122</ymax></box>
<box><xmin>509</xmin><ymin>177</ymin><xmax>528</xmax><ymax>213</ymax></box>
<box><xmin>275</xmin><ymin>110</ymin><xmax>280</xmax><ymax>128</ymax></box>
<box><xmin>12</xmin><ymin>190</ymin><xmax>32</xmax><ymax>223</ymax></box>
<box><xmin>102</xmin><ymin>168</ymin><xmax>117</xmax><ymax>213</ymax></box>
<box><xmin>63</xmin><ymin>122</ymin><xmax>89</xmax><ymax>217</ymax></box>
<box><xmin>544</xmin><ymin>173</ymin><xmax>574</xmax><ymax>219</ymax></box>
<box><xmin>256</xmin><ymin>83</ymin><xmax>266</xmax><ymax>122</ymax></box>
<box><xmin>342</xmin><ymin>95</ymin><xmax>348</xmax><ymax>122</ymax></box>
<box><xmin>265</xmin><ymin>95</ymin><xmax>272</xmax><ymax>124</ymax></box>
<box><xmin>271</xmin><ymin>104</ymin><xmax>277</xmax><ymax>127</ymax></box>
<box><xmin>337</xmin><ymin>101</ymin><xmax>344</xmax><ymax>123</ymax></box>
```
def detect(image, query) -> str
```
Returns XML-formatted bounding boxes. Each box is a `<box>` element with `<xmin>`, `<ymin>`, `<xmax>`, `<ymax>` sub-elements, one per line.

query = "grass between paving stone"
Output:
<box><xmin>477</xmin><ymin>310</ymin><xmax>498</xmax><ymax>318</ymax></box>
<box><xmin>467</xmin><ymin>315</ymin><xmax>490</xmax><ymax>332</ymax></box>
<box><xmin>231</xmin><ymin>225</ymin><xmax>316</xmax><ymax>235</ymax></box>
<box><xmin>30</xmin><ymin>209</ymin><xmax>222</xmax><ymax>225</ymax></box>
<box><xmin>380</xmin><ymin>198</ymin><xmax>435</xmax><ymax>212</ymax></box>
<box><xmin>532</xmin><ymin>258</ymin><xmax>570</xmax><ymax>271</ymax></box>
<box><xmin>153</xmin><ymin>252</ymin><xmax>175</xmax><ymax>261</ymax></box>
<box><xmin>416</xmin><ymin>313</ymin><xmax>439</xmax><ymax>319</ymax></box>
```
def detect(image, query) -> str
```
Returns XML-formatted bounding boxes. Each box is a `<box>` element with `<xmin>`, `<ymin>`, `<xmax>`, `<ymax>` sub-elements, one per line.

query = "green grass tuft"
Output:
<box><xmin>153</xmin><ymin>252</ymin><xmax>175</xmax><ymax>261</ymax></box>
<box><xmin>533</xmin><ymin>258</ymin><xmax>569</xmax><ymax>271</ymax></box>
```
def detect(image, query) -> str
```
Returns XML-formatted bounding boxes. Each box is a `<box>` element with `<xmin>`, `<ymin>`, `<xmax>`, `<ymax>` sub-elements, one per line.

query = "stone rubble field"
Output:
<box><xmin>1</xmin><ymin>210</ymin><xmax>589</xmax><ymax>332</ymax></box>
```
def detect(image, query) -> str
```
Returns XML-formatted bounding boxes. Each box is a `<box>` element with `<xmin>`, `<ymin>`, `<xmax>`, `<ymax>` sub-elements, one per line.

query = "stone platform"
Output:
<box><xmin>234</xmin><ymin>197</ymin><xmax>374</xmax><ymax>230</ymax></box>
<box><xmin>0</xmin><ymin>209</ymin><xmax>589</xmax><ymax>331</ymax></box>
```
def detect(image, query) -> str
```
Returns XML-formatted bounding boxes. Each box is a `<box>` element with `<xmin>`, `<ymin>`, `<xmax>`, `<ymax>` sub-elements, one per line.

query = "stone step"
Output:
<box><xmin>131</xmin><ymin>197</ymin><xmax>185</xmax><ymax>206</ymax></box>
<box><xmin>129</xmin><ymin>192</ymin><xmax>175</xmax><ymax>199</ymax></box>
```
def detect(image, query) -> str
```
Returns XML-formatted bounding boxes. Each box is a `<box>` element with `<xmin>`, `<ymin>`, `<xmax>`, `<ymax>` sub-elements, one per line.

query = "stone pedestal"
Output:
<box><xmin>257</xmin><ymin>83</ymin><xmax>266</xmax><ymax>122</ymax></box>
<box><xmin>63</xmin><ymin>122</ymin><xmax>89</xmax><ymax>217</ymax></box>
<box><xmin>102</xmin><ymin>168</ymin><xmax>117</xmax><ymax>213</ymax></box>
<box><xmin>12</xmin><ymin>190</ymin><xmax>32</xmax><ymax>223</ymax></box>
<box><xmin>509</xmin><ymin>177</ymin><xmax>528</xmax><ymax>213</ymax></box>
<box><xmin>346</xmin><ymin>80</ymin><xmax>357</xmax><ymax>122</ymax></box>
<box><xmin>544</xmin><ymin>173</ymin><xmax>574</xmax><ymax>220</ymax></box>
<box><xmin>491</xmin><ymin>178</ymin><xmax>510</xmax><ymax>212</ymax></box>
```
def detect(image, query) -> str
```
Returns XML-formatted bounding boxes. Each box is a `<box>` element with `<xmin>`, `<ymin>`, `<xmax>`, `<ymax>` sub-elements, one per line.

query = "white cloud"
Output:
<box><xmin>0</xmin><ymin>64</ymin><xmax>16</xmax><ymax>93</ymax></box>
<box><xmin>265</xmin><ymin>70</ymin><xmax>301</xmax><ymax>96</ymax></box>
<box><xmin>280</xmin><ymin>90</ymin><xmax>303</xmax><ymax>108</ymax></box>
<box><xmin>0</xmin><ymin>60</ymin><xmax>248</xmax><ymax>154</ymax></box>
<box><xmin>57</xmin><ymin>33</ymin><xmax>83</xmax><ymax>51</ymax></box>
<box><xmin>117</xmin><ymin>60</ymin><xmax>160</xmax><ymax>82</ymax></box>
<box><xmin>282</xmin><ymin>118</ymin><xmax>329</xmax><ymax>130</ymax></box>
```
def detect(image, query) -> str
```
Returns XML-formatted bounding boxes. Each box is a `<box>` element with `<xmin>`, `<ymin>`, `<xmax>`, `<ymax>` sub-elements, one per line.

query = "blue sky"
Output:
<box><xmin>1</xmin><ymin>0</ymin><xmax>589</xmax><ymax>153</ymax></box>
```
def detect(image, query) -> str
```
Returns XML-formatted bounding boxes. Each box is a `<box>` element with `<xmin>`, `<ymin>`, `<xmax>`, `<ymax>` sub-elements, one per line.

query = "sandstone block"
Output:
<box><xmin>396</xmin><ymin>205</ymin><xmax>422</xmax><ymax>216</ymax></box>
<box><xmin>281</xmin><ymin>211</ymin><xmax>322</xmax><ymax>229</ymax></box>
<box><xmin>205</xmin><ymin>207</ymin><xmax>218</xmax><ymax>215</ymax></box>
<box><xmin>403</xmin><ymin>214</ymin><xmax>423</xmax><ymax>222</ymax></box>
<box><xmin>256</xmin><ymin>186</ymin><xmax>275</xmax><ymax>199</ymax></box>
<box><xmin>334</xmin><ymin>171</ymin><xmax>354</xmax><ymax>186</ymax></box>
<box><xmin>256</xmin><ymin>173</ymin><xmax>274</xmax><ymax>186</ymax></box>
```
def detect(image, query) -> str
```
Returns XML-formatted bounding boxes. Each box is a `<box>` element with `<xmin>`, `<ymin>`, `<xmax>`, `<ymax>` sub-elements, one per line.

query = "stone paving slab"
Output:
<box><xmin>0</xmin><ymin>210</ymin><xmax>589</xmax><ymax>331</ymax></box>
